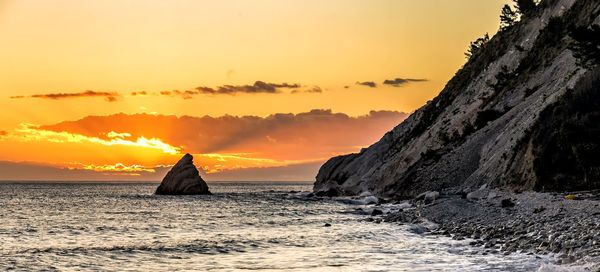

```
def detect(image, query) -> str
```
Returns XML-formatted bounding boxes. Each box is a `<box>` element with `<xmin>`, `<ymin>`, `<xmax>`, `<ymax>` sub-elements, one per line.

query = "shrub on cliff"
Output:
<box><xmin>500</xmin><ymin>5</ymin><xmax>519</xmax><ymax>31</ymax></box>
<box><xmin>514</xmin><ymin>0</ymin><xmax>538</xmax><ymax>17</ymax></box>
<box><xmin>465</xmin><ymin>33</ymin><xmax>490</xmax><ymax>60</ymax></box>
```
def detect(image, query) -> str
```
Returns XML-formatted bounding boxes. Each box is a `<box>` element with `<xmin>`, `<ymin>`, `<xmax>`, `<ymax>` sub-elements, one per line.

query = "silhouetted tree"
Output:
<box><xmin>513</xmin><ymin>0</ymin><xmax>537</xmax><ymax>17</ymax></box>
<box><xmin>465</xmin><ymin>33</ymin><xmax>490</xmax><ymax>60</ymax></box>
<box><xmin>499</xmin><ymin>4</ymin><xmax>518</xmax><ymax>30</ymax></box>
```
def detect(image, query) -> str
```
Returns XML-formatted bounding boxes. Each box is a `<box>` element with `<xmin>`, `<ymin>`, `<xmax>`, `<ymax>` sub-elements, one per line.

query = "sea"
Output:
<box><xmin>0</xmin><ymin>183</ymin><xmax>560</xmax><ymax>271</ymax></box>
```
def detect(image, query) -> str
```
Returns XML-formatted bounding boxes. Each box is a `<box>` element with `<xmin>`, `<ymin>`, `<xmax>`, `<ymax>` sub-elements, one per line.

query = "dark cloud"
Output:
<box><xmin>0</xmin><ymin>131</ymin><xmax>6</xmax><ymax>137</ymax></box>
<box><xmin>194</xmin><ymin>81</ymin><xmax>301</xmax><ymax>95</ymax></box>
<box><xmin>382</xmin><ymin>78</ymin><xmax>428</xmax><ymax>87</ymax></box>
<box><xmin>40</xmin><ymin>109</ymin><xmax>408</xmax><ymax>161</ymax></box>
<box><xmin>356</xmin><ymin>81</ymin><xmax>377</xmax><ymax>88</ymax></box>
<box><xmin>154</xmin><ymin>81</ymin><xmax>305</xmax><ymax>98</ymax></box>
<box><xmin>131</xmin><ymin>91</ymin><xmax>148</xmax><ymax>96</ymax></box>
<box><xmin>173</xmin><ymin>90</ymin><xmax>197</xmax><ymax>99</ymax></box>
<box><xmin>105</xmin><ymin>96</ymin><xmax>118</xmax><ymax>102</ymax></box>
<box><xmin>291</xmin><ymin>86</ymin><xmax>322</xmax><ymax>94</ymax></box>
<box><xmin>10</xmin><ymin>81</ymin><xmax>312</xmax><ymax>102</ymax></box>
<box><xmin>306</xmin><ymin>86</ymin><xmax>323</xmax><ymax>93</ymax></box>
<box><xmin>11</xmin><ymin>90</ymin><xmax>120</xmax><ymax>102</ymax></box>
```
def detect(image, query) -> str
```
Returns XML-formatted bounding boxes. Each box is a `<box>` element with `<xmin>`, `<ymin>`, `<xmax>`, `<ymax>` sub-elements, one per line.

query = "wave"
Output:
<box><xmin>12</xmin><ymin>239</ymin><xmax>259</xmax><ymax>255</ymax></box>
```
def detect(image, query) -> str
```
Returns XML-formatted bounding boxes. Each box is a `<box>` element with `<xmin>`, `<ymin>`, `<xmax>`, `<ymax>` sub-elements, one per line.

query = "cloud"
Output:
<box><xmin>382</xmin><ymin>78</ymin><xmax>428</xmax><ymax>87</ymax></box>
<box><xmin>0</xmin><ymin>110</ymin><xmax>408</xmax><ymax>181</ymax></box>
<box><xmin>11</xmin><ymin>90</ymin><xmax>120</xmax><ymax>102</ymax></box>
<box><xmin>0</xmin><ymin>131</ymin><xmax>6</xmax><ymax>137</ymax></box>
<box><xmin>154</xmin><ymin>81</ymin><xmax>310</xmax><ymax>98</ymax></box>
<box><xmin>0</xmin><ymin>160</ymin><xmax>168</xmax><ymax>181</ymax></box>
<box><xmin>291</xmin><ymin>86</ymin><xmax>322</xmax><ymax>94</ymax></box>
<box><xmin>356</xmin><ymin>81</ymin><xmax>377</xmax><ymax>88</ymax></box>
<box><xmin>305</xmin><ymin>86</ymin><xmax>323</xmax><ymax>93</ymax></box>
<box><xmin>167</xmin><ymin>90</ymin><xmax>198</xmax><ymax>99</ymax></box>
<box><xmin>0</xmin><ymin>160</ymin><xmax>320</xmax><ymax>182</ymax></box>
<box><xmin>10</xmin><ymin>124</ymin><xmax>180</xmax><ymax>154</ymax></box>
<box><xmin>131</xmin><ymin>91</ymin><xmax>148</xmax><ymax>96</ymax></box>
<box><xmin>194</xmin><ymin>81</ymin><xmax>301</xmax><ymax>95</ymax></box>
<box><xmin>9</xmin><ymin>81</ymin><xmax>317</xmax><ymax>102</ymax></box>
<box><xmin>39</xmin><ymin>109</ymin><xmax>408</xmax><ymax>161</ymax></box>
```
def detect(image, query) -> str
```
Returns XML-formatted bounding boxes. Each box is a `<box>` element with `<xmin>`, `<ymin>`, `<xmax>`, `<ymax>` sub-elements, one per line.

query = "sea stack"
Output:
<box><xmin>155</xmin><ymin>153</ymin><xmax>211</xmax><ymax>195</ymax></box>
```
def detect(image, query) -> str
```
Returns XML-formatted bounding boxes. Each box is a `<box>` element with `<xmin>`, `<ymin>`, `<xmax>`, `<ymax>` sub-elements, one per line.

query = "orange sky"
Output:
<box><xmin>0</xmin><ymin>0</ymin><xmax>510</xmax><ymax>181</ymax></box>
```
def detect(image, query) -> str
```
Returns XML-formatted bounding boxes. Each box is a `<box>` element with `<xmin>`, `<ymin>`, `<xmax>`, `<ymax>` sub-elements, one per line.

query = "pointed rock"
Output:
<box><xmin>155</xmin><ymin>153</ymin><xmax>211</xmax><ymax>195</ymax></box>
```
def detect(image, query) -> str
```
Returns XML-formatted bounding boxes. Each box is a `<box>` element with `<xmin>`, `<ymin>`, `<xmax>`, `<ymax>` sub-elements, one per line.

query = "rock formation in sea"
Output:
<box><xmin>315</xmin><ymin>0</ymin><xmax>600</xmax><ymax>198</ymax></box>
<box><xmin>155</xmin><ymin>153</ymin><xmax>211</xmax><ymax>195</ymax></box>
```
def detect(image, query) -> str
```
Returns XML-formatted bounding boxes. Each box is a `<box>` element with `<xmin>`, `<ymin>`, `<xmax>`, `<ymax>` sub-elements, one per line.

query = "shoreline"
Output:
<box><xmin>377</xmin><ymin>189</ymin><xmax>600</xmax><ymax>269</ymax></box>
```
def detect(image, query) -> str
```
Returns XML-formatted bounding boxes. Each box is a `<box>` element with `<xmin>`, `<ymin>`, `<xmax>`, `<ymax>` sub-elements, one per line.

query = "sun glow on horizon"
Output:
<box><xmin>0</xmin><ymin>122</ymin><xmax>354</xmax><ymax>178</ymax></box>
<box><xmin>7</xmin><ymin>124</ymin><xmax>181</xmax><ymax>155</ymax></box>
<box><xmin>0</xmin><ymin>0</ymin><xmax>511</xmax><ymax>181</ymax></box>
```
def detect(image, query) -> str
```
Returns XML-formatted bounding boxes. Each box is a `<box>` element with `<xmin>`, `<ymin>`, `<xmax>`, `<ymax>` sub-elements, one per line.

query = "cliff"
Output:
<box><xmin>314</xmin><ymin>0</ymin><xmax>600</xmax><ymax>198</ymax></box>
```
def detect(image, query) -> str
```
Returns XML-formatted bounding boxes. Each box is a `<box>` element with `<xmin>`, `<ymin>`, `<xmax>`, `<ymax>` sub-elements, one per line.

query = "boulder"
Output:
<box><xmin>424</xmin><ymin>191</ymin><xmax>440</xmax><ymax>204</ymax></box>
<box><xmin>467</xmin><ymin>186</ymin><xmax>489</xmax><ymax>201</ymax></box>
<box><xmin>415</xmin><ymin>191</ymin><xmax>440</xmax><ymax>204</ymax></box>
<box><xmin>155</xmin><ymin>153</ymin><xmax>211</xmax><ymax>195</ymax></box>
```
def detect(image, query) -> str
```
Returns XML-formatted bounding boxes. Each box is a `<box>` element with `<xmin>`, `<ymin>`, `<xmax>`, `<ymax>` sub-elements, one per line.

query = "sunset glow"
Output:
<box><xmin>0</xmin><ymin>0</ymin><xmax>511</xmax><ymax>181</ymax></box>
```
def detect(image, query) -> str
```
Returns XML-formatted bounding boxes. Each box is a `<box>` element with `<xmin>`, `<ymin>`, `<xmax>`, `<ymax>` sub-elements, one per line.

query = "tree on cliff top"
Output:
<box><xmin>498</xmin><ymin>0</ymin><xmax>538</xmax><ymax>32</ymax></box>
<box><xmin>465</xmin><ymin>33</ymin><xmax>490</xmax><ymax>60</ymax></box>
<box><xmin>500</xmin><ymin>5</ymin><xmax>518</xmax><ymax>31</ymax></box>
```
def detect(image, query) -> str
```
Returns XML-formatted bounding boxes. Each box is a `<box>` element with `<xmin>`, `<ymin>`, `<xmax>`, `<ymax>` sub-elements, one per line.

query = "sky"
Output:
<box><xmin>0</xmin><ymin>0</ymin><xmax>511</xmax><ymax>181</ymax></box>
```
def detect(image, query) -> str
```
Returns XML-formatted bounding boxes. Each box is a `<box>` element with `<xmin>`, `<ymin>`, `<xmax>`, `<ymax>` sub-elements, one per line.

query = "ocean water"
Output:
<box><xmin>0</xmin><ymin>183</ymin><xmax>548</xmax><ymax>271</ymax></box>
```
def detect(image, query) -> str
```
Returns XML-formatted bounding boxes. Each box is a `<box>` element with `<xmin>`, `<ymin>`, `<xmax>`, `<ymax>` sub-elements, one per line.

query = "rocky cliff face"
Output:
<box><xmin>314</xmin><ymin>0</ymin><xmax>600</xmax><ymax>198</ymax></box>
<box><xmin>156</xmin><ymin>154</ymin><xmax>211</xmax><ymax>195</ymax></box>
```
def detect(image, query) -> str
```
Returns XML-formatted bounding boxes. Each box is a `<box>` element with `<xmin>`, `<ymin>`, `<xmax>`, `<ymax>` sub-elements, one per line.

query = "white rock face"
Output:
<box><xmin>314</xmin><ymin>0</ymin><xmax>598</xmax><ymax>198</ymax></box>
<box><xmin>155</xmin><ymin>154</ymin><xmax>211</xmax><ymax>195</ymax></box>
